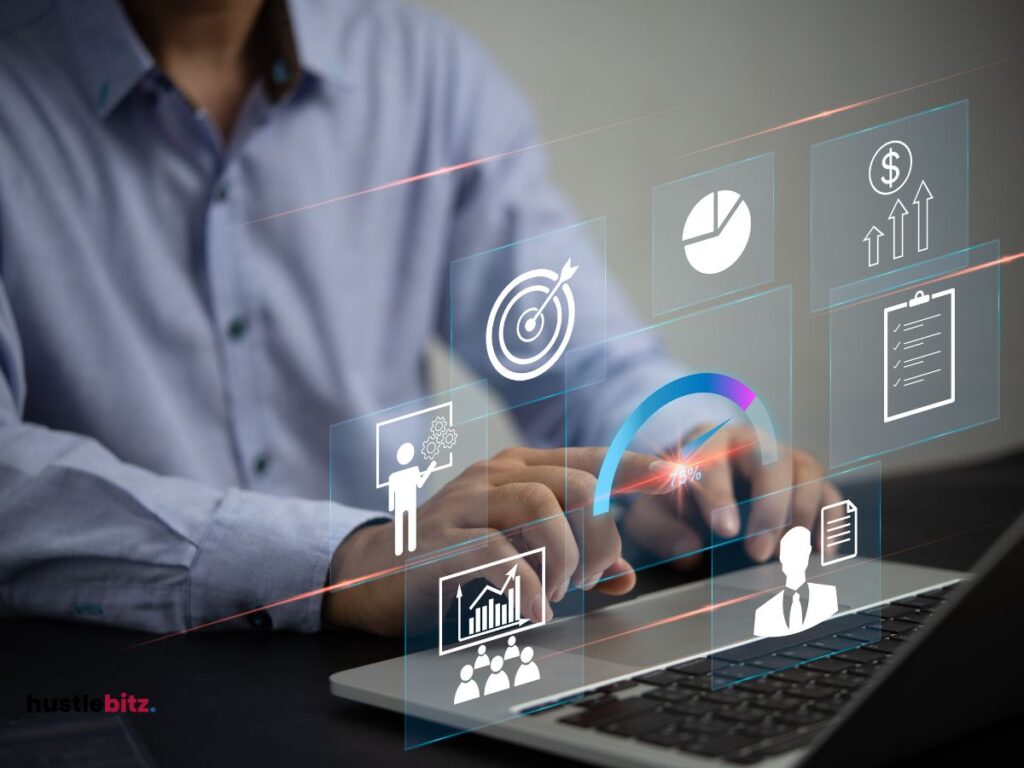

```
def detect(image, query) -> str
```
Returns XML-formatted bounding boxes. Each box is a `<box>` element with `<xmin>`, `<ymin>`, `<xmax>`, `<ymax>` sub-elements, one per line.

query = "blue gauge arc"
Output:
<box><xmin>593</xmin><ymin>372</ymin><xmax>778</xmax><ymax>516</ymax></box>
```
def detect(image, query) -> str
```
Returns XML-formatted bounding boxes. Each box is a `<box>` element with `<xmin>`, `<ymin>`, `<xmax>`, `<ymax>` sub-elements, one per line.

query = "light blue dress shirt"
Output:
<box><xmin>0</xmin><ymin>0</ymin><xmax>683</xmax><ymax>632</ymax></box>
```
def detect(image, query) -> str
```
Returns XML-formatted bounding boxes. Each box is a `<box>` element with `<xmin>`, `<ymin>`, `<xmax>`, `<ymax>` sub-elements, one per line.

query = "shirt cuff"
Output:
<box><xmin>188</xmin><ymin>488</ymin><xmax>388</xmax><ymax>632</ymax></box>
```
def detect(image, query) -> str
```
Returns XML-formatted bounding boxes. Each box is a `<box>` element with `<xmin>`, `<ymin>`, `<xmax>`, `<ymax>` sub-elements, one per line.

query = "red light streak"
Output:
<box><xmin>243</xmin><ymin>97</ymin><xmax>716</xmax><ymax>226</ymax></box>
<box><xmin>828</xmin><ymin>249</ymin><xmax>1024</xmax><ymax>314</ymax></box>
<box><xmin>673</xmin><ymin>51</ymin><xmax>1024</xmax><ymax>160</ymax></box>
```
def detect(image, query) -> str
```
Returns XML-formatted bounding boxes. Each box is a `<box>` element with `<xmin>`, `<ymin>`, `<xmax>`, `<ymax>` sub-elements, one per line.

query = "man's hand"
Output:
<box><xmin>323</xmin><ymin>447</ymin><xmax>671</xmax><ymax>636</ymax></box>
<box><xmin>624</xmin><ymin>425</ymin><xmax>841</xmax><ymax>569</ymax></box>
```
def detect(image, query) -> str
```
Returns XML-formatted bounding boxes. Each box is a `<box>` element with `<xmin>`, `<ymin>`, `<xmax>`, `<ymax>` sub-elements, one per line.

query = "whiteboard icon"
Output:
<box><xmin>438</xmin><ymin>547</ymin><xmax>546</xmax><ymax>656</ymax></box>
<box><xmin>485</xmin><ymin>260</ymin><xmax>578</xmax><ymax>382</ymax></box>
<box><xmin>883</xmin><ymin>288</ymin><xmax>956</xmax><ymax>423</ymax></box>
<box><xmin>681</xmin><ymin>189</ymin><xmax>752</xmax><ymax>275</ymax></box>
<box><xmin>820</xmin><ymin>499</ymin><xmax>858</xmax><ymax>567</ymax></box>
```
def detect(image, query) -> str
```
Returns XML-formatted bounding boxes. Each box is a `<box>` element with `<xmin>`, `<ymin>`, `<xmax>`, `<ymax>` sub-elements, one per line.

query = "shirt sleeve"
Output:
<box><xmin>435</xmin><ymin>25</ymin><xmax>729</xmax><ymax>452</ymax></box>
<box><xmin>0</xmin><ymin>278</ymin><xmax>385</xmax><ymax>634</ymax></box>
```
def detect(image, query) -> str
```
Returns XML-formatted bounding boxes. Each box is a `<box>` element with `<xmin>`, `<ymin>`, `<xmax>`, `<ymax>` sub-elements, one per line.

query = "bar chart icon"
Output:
<box><xmin>438</xmin><ymin>547</ymin><xmax>546</xmax><ymax>656</ymax></box>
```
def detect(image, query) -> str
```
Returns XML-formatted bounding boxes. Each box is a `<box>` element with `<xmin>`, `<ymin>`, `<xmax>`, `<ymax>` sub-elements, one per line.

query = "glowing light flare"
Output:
<box><xmin>673</xmin><ymin>51</ymin><xmax>1024</xmax><ymax>160</ymax></box>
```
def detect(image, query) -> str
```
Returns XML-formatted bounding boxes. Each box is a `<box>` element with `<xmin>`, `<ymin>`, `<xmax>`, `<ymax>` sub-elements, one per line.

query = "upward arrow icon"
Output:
<box><xmin>888</xmin><ymin>198</ymin><xmax>908</xmax><ymax>261</ymax></box>
<box><xmin>863</xmin><ymin>225</ymin><xmax>883</xmax><ymax>268</ymax></box>
<box><xmin>914</xmin><ymin>180</ymin><xmax>933</xmax><ymax>253</ymax></box>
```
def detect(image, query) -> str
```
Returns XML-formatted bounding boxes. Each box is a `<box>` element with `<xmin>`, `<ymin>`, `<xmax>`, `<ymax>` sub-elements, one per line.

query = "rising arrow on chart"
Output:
<box><xmin>863</xmin><ymin>225</ymin><xmax>883</xmax><ymax>267</ymax></box>
<box><xmin>914</xmin><ymin>180</ymin><xmax>933</xmax><ymax>253</ymax></box>
<box><xmin>889</xmin><ymin>198</ymin><xmax>908</xmax><ymax>261</ymax></box>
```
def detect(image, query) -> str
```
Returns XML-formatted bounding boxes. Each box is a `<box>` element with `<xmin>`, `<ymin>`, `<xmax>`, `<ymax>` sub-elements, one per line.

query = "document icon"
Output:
<box><xmin>820</xmin><ymin>499</ymin><xmax>857</xmax><ymax>567</ymax></box>
<box><xmin>883</xmin><ymin>288</ymin><xmax>955</xmax><ymax>423</ymax></box>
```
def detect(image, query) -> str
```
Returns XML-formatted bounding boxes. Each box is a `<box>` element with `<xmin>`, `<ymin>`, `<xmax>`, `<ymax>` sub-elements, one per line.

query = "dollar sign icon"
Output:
<box><xmin>869</xmin><ymin>140</ymin><xmax>912</xmax><ymax>195</ymax></box>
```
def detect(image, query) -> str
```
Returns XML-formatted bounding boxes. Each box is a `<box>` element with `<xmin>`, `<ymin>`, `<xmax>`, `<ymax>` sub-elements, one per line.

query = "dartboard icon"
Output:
<box><xmin>485</xmin><ymin>259</ymin><xmax>579</xmax><ymax>382</ymax></box>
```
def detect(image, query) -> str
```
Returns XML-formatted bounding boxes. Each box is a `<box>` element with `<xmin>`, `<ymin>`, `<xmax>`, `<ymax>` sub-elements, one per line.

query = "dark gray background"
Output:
<box><xmin>423</xmin><ymin>0</ymin><xmax>1024</xmax><ymax>473</ymax></box>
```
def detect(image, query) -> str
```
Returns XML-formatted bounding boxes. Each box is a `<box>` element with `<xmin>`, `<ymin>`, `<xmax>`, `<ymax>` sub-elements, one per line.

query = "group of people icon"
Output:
<box><xmin>453</xmin><ymin>635</ymin><xmax>541</xmax><ymax>705</ymax></box>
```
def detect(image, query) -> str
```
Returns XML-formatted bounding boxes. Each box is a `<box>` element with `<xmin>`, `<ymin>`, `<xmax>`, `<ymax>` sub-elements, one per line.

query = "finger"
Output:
<box><xmin>441</xmin><ymin>529</ymin><xmax>550</xmax><ymax>623</ymax></box>
<box><xmin>487</xmin><ymin>483</ymin><xmax>579</xmax><ymax>605</ymax></box>
<box><xmin>680</xmin><ymin>450</ymin><xmax>741</xmax><ymax>539</ymax></box>
<box><xmin>790</xmin><ymin>454</ymin><xmax>830</xmax><ymax>534</ymax></box>
<box><xmin>813</xmin><ymin>482</ymin><xmax>846</xmax><ymax>552</ymax></box>
<box><xmin>623</xmin><ymin>495</ymin><xmax>706</xmax><ymax>569</ymax></box>
<box><xmin>503</xmin><ymin>447</ymin><xmax>673</xmax><ymax>496</ymax></box>
<box><xmin>490</xmin><ymin>460</ymin><xmax>634</xmax><ymax>593</ymax></box>
<box><xmin>592</xmin><ymin>557</ymin><xmax>636</xmax><ymax>595</ymax></box>
<box><xmin>742</xmin><ymin>446</ymin><xmax>794</xmax><ymax>562</ymax></box>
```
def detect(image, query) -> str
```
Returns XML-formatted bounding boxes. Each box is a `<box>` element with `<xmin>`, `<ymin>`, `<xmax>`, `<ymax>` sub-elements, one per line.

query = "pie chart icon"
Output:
<box><xmin>681</xmin><ymin>189</ymin><xmax>751</xmax><ymax>275</ymax></box>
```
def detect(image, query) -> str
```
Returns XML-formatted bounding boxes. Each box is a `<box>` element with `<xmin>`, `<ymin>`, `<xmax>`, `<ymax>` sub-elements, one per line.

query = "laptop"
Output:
<box><xmin>330</xmin><ymin>513</ymin><xmax>1022</xmax><ymax>766</ymax></box>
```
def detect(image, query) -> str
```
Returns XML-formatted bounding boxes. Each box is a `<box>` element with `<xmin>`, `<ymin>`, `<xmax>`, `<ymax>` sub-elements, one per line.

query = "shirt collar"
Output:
<box><xmin>58</xmin><ymin>0</ymin><xmax>352</xmax><ymax>120</ymax></box>
<box><xmin>284</xmin><ymin>0</ymin><xmax>354</xmax><ymax>87</ymax></box>
<box><xmin>59</xmin><ymin>0</ymin><xmax>154</xmax><ymax>119</ymax></box>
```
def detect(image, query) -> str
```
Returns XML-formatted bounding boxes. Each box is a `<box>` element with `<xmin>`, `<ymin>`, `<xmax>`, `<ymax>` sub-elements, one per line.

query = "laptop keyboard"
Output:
<box><xmin>540</xmin><ymin>585</ymin><xmax>954</xmax><ymax>764</ymax></box>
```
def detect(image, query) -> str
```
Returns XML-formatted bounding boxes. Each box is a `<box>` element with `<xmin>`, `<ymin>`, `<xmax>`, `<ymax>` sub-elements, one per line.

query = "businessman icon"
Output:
<box><xmin>388</xmin><ymin>442</ymin><xmax>438</xmax><ymax>556</ymax></box>
<box><xmin>753</xmin><ymin>526</ymin><xmax>838</xmax><ymax>638</ymax></box>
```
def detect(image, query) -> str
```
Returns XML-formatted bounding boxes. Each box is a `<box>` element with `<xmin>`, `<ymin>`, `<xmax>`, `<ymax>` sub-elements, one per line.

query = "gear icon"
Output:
<box><xmin>421</xmin><ymin>414</ymin><xmax>458</xmax><ymax>461</ymax></box>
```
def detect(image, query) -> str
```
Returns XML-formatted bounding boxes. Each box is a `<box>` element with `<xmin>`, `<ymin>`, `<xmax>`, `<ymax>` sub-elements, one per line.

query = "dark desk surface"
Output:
<box><xmin>2</xmin><ymin>453</ymin><xmax>1021</xmax><ymax>767</ymax></box>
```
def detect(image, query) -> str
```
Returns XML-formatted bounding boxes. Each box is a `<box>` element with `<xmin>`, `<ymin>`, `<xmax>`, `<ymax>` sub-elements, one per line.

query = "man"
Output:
<box><xmin>0</xmin><ymin>0</ymin><xmax>836</xmax><ymax>635</ymax></box>
<box><xmin>753</xmin><ymin>526</ymin><xmax>839</xmax><ymax>638</ymax></box>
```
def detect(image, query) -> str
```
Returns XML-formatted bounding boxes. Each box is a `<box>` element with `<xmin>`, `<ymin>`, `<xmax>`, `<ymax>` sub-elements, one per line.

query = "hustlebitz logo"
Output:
<box><xmin>26</xmin><ymin>692</ymin><xmax>157</xmax><ymax>714</ymax></box>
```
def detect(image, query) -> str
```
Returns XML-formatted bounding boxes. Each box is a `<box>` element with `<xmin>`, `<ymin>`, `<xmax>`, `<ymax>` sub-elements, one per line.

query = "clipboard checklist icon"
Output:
<box><xmin>883</xmin><ymin>288</ymin><xmax>956</xmax><ymax>423</ymax></box>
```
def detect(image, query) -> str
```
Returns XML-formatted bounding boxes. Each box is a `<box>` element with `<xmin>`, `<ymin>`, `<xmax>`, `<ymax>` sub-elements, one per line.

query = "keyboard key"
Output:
<box><xmin>663</xmin><ymin>700</ymin><xmax>707</xmax><ymax>717</ymax></box>
<box><xmin>596</xmin><ymin>680</ymin><xmax>639</xmax><ymax>694</ymax></box>
<box><xmin>788</xmin><ymin>685</ymin><xmax>837</xmax><ymax>701</ymax></box>
<box><xmin>643</xmin><ymin>687</ymin><xmax>698</xmax><ymax>704</ymax></box>
<box><xmin>719</xmin><ymin>706</ymin><xmax>769</xmax><ymax>724</ymax></box>
<box><xmin>863</xmin><ymin>638</ymin><xmax>906</xmax><ymax>654</ymax></box>
<box><xmin>758</xmin><ymin>695</ymin><xmax>804</xmax><ymax>712</ymax></box>
<box><xmin>600</xmin><ymin>708</ymin><xmax>682</xmax><ymax>737</ymax></box>
<box><xmin>779</xmin><ymin>708</ymin><xmax>832</xmax><ymax>727</ymax></box>
<box><xmin>866</xmin><ymin>619</ymin><xmax>918</xmax><ymax>635</ymax></box>
<box><xmin>838</xmin><ymin>628</ymin><xmax>880</xmax><ymax>643</ymax></box>
<box><xmin>738</xmin><ymin>720</ymin><xmax>793</xmax><ymax>740</ymax></box>
<box><xmin>877</xmin><ymin>605</ymin><xmax>915</xmax><ymax>619</ymax></box>
<box><xmin>679</xmin><ymin>717</ymin><xmax>730</xmax><ymax>735</ymax></box>
<box><xmin>899</xmin><ymin>611</ymin><xmax>930</xmax><ymax>625</ymax></box>
<box><xmin>716</xmin><ymin>664</ymin><xmax>768</xmax><ymax>680</ymax></box>
<box><xmin>818</xmin><ymin>674</ymin><xmax>864</xmax><ymax>690</ymax></box>
<box><xmin>574</xmin><ymin>693</ymin><xmax>615</xmax><ymax>708</ymax></box>
<box><xmin>804</xmin><ymin>658</ymin><xmax>856</xmax><ymax>674</ymax></box>
<box><xmin>636</xmin><ymin>670</ymin><xmax>686</xmax><ymax>686</ymax></box>
<box><xmin>737</xmin><ymin>678</ymin><xmax>788</xmax><ymax>696</ymax></box>
<box><xmin>749</xmin><ymin>655</ymin><xmax>794</xmax><ymax>671</ymax></box>
<box><xmin>669</xmin><ymin>658</ymin><xmax>712</xmax><ymax>675</ymax></box>
<box><xmin>894</xmin><ymin>596</ymin><xmax>940</xmax><ymax>609</ymax></box>
<box><xmin>638</xmin><ymin>726</ymin><xmax>695</xmax><ymax>748</ymax></box>
<box><xmin>777</xmin><ymin>645</ymin><xmax>826</xmax><ymax>661</ymax></box>
<box><xmin>559</xmin><ymin>697</ymin><xmax>655</xmax><ymax>728</ymax></box>
<box><xmin>682</xmin><ymin>733</ymin><xmax>757</xmax><ymax>758</ymax></box>
<box><xmin>703</xmin><ymin>688</ymin><xmax>754</xmax><ymax>706</ymax></box>
<box><xmin>771</xmin><ymin>668</ymin><xmax>823</xmax><ymax>685</ymax></box>
<box><xmin>809</xmin><ymin>635</ymin><xmax>857</xmax><ymax>651</ymax></box>
<box><xmin>834</xmin><ymin>648</ymin><xmax>886</xmax><ymax>665</ymax></box>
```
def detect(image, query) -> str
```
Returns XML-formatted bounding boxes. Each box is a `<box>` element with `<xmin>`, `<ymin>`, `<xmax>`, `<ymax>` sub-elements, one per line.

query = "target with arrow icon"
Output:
<box><xmin>485</xmin><ymin>258</ymin><xmax>579</xmax><ymax>382</ymax></box>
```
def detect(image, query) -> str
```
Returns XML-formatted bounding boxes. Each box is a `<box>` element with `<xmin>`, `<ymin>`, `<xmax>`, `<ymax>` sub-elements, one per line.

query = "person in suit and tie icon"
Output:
<box><xmin>753</xmin><ymin>526</ymin><xmax>838</xmax><ymax>638</ymax></box>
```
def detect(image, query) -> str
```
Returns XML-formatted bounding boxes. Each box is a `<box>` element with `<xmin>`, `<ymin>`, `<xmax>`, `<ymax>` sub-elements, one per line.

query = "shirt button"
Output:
<box><xmin>253</xmin><ymin>453</ymin><xmax>271</xmax><ymax>476</ymax></box>
<box><xmin>214</xmin><ymin>181</ymin><xmax>230</xmax><ymax>202</ymax></box>
<box><xmin>226</xmin><ymin>315</ymin><xmax>249</xmax><ymax>341</ymax></box>
<box><xmin>248</xmin><ymin>610</ymin><xmax>273</xmax><ymax>631</ymax></box>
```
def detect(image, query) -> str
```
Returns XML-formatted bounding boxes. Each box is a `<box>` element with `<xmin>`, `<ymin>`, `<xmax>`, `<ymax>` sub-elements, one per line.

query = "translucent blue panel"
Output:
<box><xmin>653</xmin><ymin>153</ymin><xmax>774</xmax><ymax>315</ymax></box>
<box><xmin>811</xmin><ymin>101</ymin><xmax>968</xmax><ymax>310</ymax></box>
